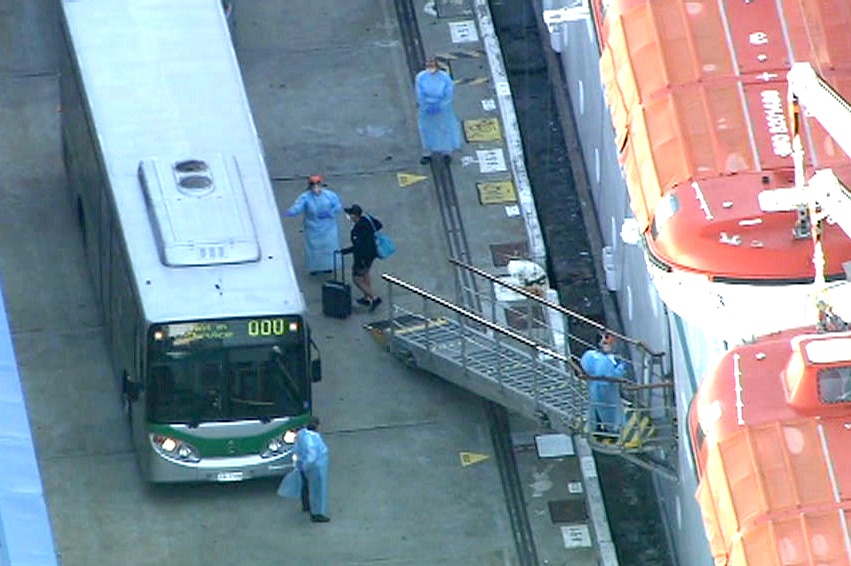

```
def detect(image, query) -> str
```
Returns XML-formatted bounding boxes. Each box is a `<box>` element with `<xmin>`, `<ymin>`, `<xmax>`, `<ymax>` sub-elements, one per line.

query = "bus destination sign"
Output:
<box><xmin>160</xmin><ymin>317</ymin><xmax>301</xmax><ymax>347</ymax></box>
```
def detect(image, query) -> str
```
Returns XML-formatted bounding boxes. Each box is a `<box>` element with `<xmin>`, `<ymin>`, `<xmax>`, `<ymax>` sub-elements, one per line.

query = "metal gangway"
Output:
<box><xmin>365</xmin><ymin>259</ymin><xmax>678</xmax><ymax>479</ymax></box>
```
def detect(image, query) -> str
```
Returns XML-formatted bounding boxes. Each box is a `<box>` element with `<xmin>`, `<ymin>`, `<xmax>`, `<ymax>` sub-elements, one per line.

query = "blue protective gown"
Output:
<box><xmin>415</xmin><ymin>69</ymin><xmax>462</xmax><ymax>154</ymax></box>
<box><xmin>294</xmin><ymin>428</ymin><xmax>329</xmax><ymax>516</ymax></box>
<box><xmin>284</xmin><ymin>188</ymin><xmax>342</xmax><ymax>272</ymax></box>
<box><xmin>580</xmin><ymin>349</ymin><xmax>628</xmax><ymax>432</ymax></box>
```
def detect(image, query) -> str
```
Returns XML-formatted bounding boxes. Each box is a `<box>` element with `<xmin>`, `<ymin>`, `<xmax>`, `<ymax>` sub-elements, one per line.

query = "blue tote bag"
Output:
<box><xmin>366</xmin><ymin>215</ymin><xmax>396</xmax><ymax>259</ymax></box>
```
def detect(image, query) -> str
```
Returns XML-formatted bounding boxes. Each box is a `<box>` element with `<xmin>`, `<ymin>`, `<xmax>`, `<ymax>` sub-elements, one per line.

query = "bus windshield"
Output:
<box><xmin>146</xmin><ymin>317</ymin><xmax>309</xmax><ymax>424</ymax></box>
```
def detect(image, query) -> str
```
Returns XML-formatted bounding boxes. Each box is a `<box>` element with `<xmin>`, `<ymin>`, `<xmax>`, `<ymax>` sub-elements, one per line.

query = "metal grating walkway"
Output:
<box><xmin>367</xmin><ymin>270</ymin><xmax>680</xmax><ymax>480</ymax></box>
<box><xmin>369</xmin><ymin>312</ymin><xmax>588</xmax><ymax>434</ymax></box>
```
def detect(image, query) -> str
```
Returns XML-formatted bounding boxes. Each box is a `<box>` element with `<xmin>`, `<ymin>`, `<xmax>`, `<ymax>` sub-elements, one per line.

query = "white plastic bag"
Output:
<box><xmin>276</xmin><ymin>470</ymin><xmax>302</xmax><ymax>499</ymax></box>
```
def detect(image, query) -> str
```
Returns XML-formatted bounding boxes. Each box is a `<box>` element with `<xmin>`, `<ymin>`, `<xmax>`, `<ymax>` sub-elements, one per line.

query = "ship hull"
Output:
<box><xmin>546</xmin><ymin>3</ymin><xmax>717</xmax><ymax>563</ymax></box>
<box><xmin>648</xmin><ymin>259</ymin><xmax>851</xmax><ymax>344</ymax></box>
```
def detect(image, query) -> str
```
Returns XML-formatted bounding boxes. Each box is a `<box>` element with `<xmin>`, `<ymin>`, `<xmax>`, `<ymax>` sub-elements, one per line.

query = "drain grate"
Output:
<box><xmin>435</xmin><ymin>0</ymin><xmax>472</xmax><ymax>18</ymax></box>
<box><xmin>548</xmin><ymin>499</ymin><xmax>588</xmax><ymax>524</ymax></box>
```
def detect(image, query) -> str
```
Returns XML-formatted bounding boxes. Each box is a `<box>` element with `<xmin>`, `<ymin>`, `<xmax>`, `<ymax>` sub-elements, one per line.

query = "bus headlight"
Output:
<box><xmin>261</xmin><ymin>430</ymin><xmax>297</xmax><ymax>459</ymax></box>
<box><xmin>150</xmin><ymin>434</ymin><xmax>200</xmax><ymax>463</ymax></box>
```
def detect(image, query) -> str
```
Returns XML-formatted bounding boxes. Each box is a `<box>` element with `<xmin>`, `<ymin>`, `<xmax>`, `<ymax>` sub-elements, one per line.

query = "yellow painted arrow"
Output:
<box><xmin>459</xmin><ymin>452</ymin><xmax>490</xmax><ymax>467</ymax></box>
<box><xmin>397</xmin><ymin>172</ymin><xmax>427</xmax><ymax>188</ymax></box>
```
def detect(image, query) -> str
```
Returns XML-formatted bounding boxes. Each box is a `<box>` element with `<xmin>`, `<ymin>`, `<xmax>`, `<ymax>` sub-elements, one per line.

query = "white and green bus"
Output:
<box><xmin>58</xmin><ymin>0</ymin><xmax>321</xmax><ymax>483</ymax></box>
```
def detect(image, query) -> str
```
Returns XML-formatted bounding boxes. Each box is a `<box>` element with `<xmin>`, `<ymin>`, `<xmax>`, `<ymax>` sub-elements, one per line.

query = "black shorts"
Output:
<box><xmin>352</xmin><ymin>255</ymin><xmax>375</xmax><ymax>277</ymax></box>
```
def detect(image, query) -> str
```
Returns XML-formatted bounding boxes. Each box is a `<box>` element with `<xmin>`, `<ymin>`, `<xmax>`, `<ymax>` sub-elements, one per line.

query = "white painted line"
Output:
<box><xmin>473</xmin><ymin>0</ymin><xmax>546</xmax><ymax>262</ymax></box>
<box><xmin>576</xmin><ymin>436</ymin><xmax>619</xmax><ymax>566</ymax></box>
<box><xmin>473</xmin><ymin>1</ymin><xmax>618</xmax><ymax>563</ymax></box>
<box><xmin>580</xmin><ymin>455</ymin><xmax>597</xmax><ymax>479</ymax></box>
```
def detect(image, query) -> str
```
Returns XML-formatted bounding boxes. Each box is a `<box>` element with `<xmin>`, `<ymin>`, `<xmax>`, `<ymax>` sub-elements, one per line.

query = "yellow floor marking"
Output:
<box><xmin>397</xmin><ymin>172</ymin><xmax>428</xmax><ymax>187</ymax></box>
<box><xmin>463</xmin><ymin>117</ymin><xmax>502</xmax><ymax>142</ymax></box>
<box><xmin>460</xmin><ymin>452</ymin><xmax>490</xmax><ymax>467</ymax></box>
<box><xmin>477</xmin><ymin>180</ymin><xmax>517</xmax><ymax>204</ymax></box>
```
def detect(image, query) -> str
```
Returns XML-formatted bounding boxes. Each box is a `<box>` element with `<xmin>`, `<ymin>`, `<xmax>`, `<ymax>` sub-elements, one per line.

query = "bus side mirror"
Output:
<box><xmin>309</xmin><ymin>336</ymin><xmax>321</xmax><ymax>383</ymax></box>
<box><xmin>124</xmin><ymin>377</ymin><xmax>141</xmax><ymax>403</ymax></box>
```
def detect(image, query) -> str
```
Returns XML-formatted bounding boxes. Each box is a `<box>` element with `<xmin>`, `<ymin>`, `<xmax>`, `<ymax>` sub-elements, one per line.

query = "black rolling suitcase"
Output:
<box><xmin>322</xmin><ymin>251</ymin><xmax>352</xmax><ymax>318</ymax></box>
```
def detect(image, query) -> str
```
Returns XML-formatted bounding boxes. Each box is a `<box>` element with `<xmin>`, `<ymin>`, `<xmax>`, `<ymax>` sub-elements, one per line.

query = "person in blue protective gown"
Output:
<box><xmin>580</xmin><ymin>333</ymin><xmax>628</xmax><ymax>435</ymax></box>
<box><xmin>415</xmin><ymin>56</ymin><xmax>462</xmax><ymax>165</ymax></box>
<box><xmin>294</xmin><ymin>416</ymin><xmax>330</xmax><ymax>523</ymax></box>
<box><xmin>283</xmin><ymin>175</ymin><xmax>342</xmax><ymax>275</ymax></box>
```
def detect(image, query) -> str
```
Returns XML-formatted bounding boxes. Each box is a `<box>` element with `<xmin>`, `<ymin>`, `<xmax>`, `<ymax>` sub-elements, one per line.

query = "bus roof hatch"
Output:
<box><xmin>138</xmin><ymin>156</ymin><xmax>261</xmax><ymax>267</ymax></box>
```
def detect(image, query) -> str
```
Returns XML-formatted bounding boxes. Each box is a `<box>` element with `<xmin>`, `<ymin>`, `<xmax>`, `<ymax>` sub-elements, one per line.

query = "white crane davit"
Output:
<box><xmin>787</xmin><ymin>62</ymin><xmax>851</xmax><ymax>162</ymax></box>
<box><xmin>786</xmin><ymin>62</ymin><xmax>851</xmax><ymax>327</ymax></box>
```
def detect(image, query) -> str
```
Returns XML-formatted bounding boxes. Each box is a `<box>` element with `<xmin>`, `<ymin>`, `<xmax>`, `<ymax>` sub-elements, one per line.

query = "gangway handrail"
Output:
<box><xmin>446</xmin><ymin>257</ymin><xmax>667</xmax><ymax>359</ymax></box>
<box><xmin>380</xmin><ymin>273</ymin><xmax>680</xmax><ymax>480</ymax></box>
<box><xmin>382</xmin><ymin>273</ymin><xmax>670</xmax><ymax>390</ymax></box>
<box><xmin>383</xmin><ymin>273</ymin><xmax>566</xmax><ymax>360</ymax></box>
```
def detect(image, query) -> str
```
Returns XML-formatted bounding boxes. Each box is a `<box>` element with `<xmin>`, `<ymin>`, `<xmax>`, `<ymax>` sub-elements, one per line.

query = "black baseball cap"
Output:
<box><xmin>343</xmin><ymin>204</ymin><xmax>362</xmax><ymax>215</ymax></box>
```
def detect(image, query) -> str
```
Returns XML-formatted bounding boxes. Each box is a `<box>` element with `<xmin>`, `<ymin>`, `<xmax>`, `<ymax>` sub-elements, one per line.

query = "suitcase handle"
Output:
<box><xmin>334</xmin><ymin>250</ymin><xmax>346</xmax><ymax>283</ymax></box>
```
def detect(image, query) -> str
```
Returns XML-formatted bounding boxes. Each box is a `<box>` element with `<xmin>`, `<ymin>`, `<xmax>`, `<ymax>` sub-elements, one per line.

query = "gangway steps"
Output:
<box><xmin>368</xmin><ymin>313</ymin><xmax>588</xmax><ymax>432</ymax></box>
<box><xmin>368</xmin><ymin>311</ymin><xmax>678</xmax><ymax>479</ymax></box>
<box><xmin>372</xmin><ymin>274</ymin><xmax>679</xmax><ymax>480</ymax></box>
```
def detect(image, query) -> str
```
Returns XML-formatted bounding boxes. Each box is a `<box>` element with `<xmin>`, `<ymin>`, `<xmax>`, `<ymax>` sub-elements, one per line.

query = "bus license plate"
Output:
<box><xmin>216</xmin><ymin>471</ymin><xmax>244</xmax><ymax>482</ymax></box>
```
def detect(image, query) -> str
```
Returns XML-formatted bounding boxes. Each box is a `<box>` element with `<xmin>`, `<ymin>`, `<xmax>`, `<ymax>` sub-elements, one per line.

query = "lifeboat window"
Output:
<box><xmin>818</xmin><ymin>367</ymin><xmax>851</xmax><ymax>403</ymax></box>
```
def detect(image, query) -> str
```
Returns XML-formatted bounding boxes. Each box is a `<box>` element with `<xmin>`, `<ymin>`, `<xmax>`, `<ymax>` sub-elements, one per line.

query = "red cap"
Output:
<box><xmin>309</xmin><ymin>174</ymin><xmax>323</xmax><ymax>184</ymax></box>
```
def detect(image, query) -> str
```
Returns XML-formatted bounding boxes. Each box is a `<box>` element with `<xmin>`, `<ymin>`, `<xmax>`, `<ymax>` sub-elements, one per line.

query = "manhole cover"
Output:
<box><xmin>548</xmin><ymin>499</ymin><xmax>588</xmax><ymax>524</ymax></box>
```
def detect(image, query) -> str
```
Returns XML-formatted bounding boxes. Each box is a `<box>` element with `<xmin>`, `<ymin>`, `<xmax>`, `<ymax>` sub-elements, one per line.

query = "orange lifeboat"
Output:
<box><xmin>591</xmin><ymin>0</ymin><xmax>851</xmax><ymax>339</ymax></box>
<box><xmin>690</xmin><ymin>325</ymin><xmax>851</xmax><ymax>565</ymax></box>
